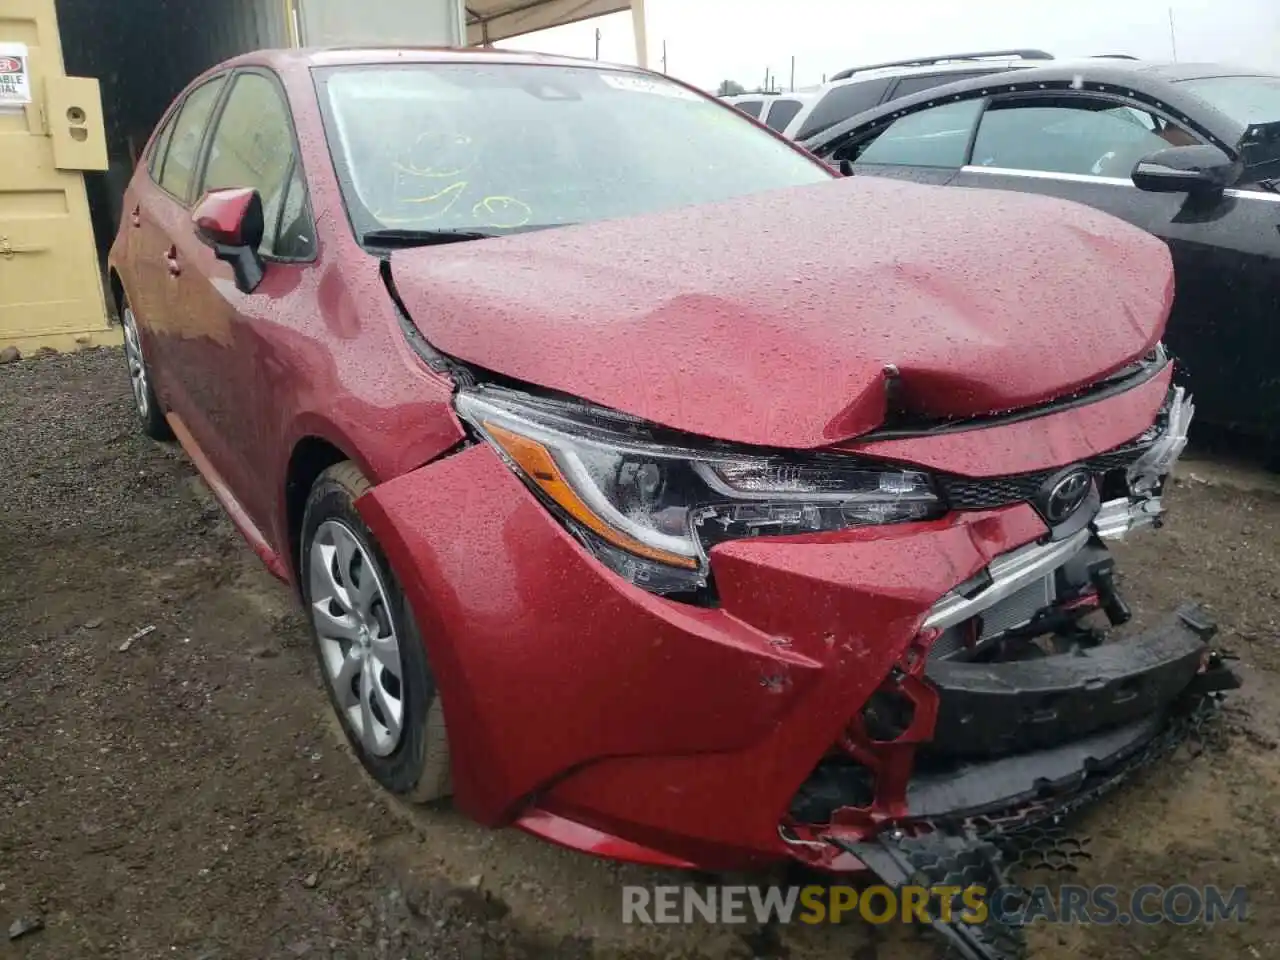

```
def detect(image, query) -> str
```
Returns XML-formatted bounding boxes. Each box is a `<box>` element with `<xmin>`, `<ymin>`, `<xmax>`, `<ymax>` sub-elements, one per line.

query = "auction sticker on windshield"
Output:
<box><xmin>600</xmin><ymin>72</ymin><xmax>701</xmax><ymax>100</ymax></box>
<box><xmin>0</xmin><ymin>43</ymin><xmax>31</xmax><ymax>108</ymax></box>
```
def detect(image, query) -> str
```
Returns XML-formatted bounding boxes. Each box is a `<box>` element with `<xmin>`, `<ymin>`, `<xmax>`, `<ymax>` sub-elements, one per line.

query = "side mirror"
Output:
<box><xmin>1131</xmin><ymin>144</ymin><xmax>1240</xmax><ymax>196</ymax></box>
<box><xmin>192</xmin><ymin>187</ymin><xmax>266</xmax><ymax>294</ymax></box>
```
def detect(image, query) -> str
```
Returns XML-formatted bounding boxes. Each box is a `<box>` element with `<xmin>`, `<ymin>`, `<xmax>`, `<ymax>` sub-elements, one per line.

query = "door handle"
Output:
<box><xmin>131</xmin><ymin>205</ymin><xmax>141</xmax><ymax>228</ymax></box>
<box><xmin>164</xmin><ymin>246</ymin><xmax>181</xmax><ymax>277</ymax></box>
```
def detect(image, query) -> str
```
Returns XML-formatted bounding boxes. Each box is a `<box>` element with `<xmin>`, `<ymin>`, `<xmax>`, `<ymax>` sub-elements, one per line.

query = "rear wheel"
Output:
<box><xmin>120</xmin><ymin>298</ymin><xmax>172</xmax><ymax>440</ymax></box>
<box><xmin>301</xmin><ymin>462</ymin><xmax>451</xmax><ymax>802</ymax></box>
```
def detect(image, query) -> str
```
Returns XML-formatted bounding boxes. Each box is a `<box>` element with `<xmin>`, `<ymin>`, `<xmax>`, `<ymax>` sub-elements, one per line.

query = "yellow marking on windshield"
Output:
<box><xmin>472</xmin><ymin>196</ymin><xmax>532</xmax><ymax>229</ymax></box>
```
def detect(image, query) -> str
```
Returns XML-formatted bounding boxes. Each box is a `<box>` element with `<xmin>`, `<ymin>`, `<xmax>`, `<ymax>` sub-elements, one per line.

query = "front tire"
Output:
<box><xmin>301</xmin><ymin>462</ymin><xmax>451</xmax><ymax>802</ymax></box>
<box><xmin>120</xmin><ymin>297</ymin><xmax>172</xmax><ymax>440</ymax></box>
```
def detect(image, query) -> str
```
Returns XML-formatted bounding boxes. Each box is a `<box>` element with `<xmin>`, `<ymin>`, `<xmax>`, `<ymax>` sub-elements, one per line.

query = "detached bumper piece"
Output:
<box><xmin>924</xmin><ymin>604</ymin><xmax>1227</xmax><ymax>758</ymax></box>
<box><xmin>829</xmin><ymin>693</ymin><xmax>1229</xmax><ymax>960</ymax></box>
<box><xmin>840</xmin><ymin>831</ymin><xmax>1027</xmax><ymax>960</ymax></box>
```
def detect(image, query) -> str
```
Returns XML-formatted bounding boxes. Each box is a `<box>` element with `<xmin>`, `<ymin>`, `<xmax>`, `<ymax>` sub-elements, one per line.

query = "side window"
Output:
<box><xmin>795</xmin><ymin>78</ymin><xmax>894</xmax><ymax>140</ymax></box>
<box><xmin>735</xmin><ymin>99</ymin><xmax>763</xmax><ymax>119</ymax></box>
<box><xmin>272</xmin><ymin>163</ymin><xmax>317</xmax><ymax>260</ymax></box>
<box><xmin>970</xmin><ymin>99</ymin><xmax>1200</xmax><ymax>177</ymax></box>
<box><xmin>843</xmin><ymin>99</ymin><xmax>984</xmax><ymax>168</ymax></box>
<box><xmin>765</xmin><ymin>98</ymin><xmax>803</xmax><ymax>132</ymax></box>
<box><xmin>147</xmin><ymin>107</ymin><xmax>180</xmax><ymax>181</ymax></box>
<box><xmin>158</xmin><ymin>76</ymin><xmax>227</xmax><ymax>202</ymax></box>
<box><xmin>199</xmin><ymin>72</ymin><xmax>312</xmax><ymax>258</ymax></box>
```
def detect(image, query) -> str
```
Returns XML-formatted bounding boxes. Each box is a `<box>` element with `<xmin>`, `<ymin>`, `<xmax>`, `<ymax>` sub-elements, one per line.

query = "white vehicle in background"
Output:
<box><xmin>725</xmin><ymin>49</ymin><xmax>1059</xmax><ymax>140</ymax></box>
<box><xmin>722</xmin><ymin>90</ymin><xmax>818</xmax><ymax>134</ymax></box>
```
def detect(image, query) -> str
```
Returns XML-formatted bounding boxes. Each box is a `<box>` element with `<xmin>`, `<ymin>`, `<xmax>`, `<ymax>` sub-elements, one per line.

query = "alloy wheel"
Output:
<box><xmin>121</xmin><ymin>307</ymin><xmax>149</xmax><ymax>419</ymax></box>
<box><xmin>308</xmin><ymin>520</ymin><xmax>405</xmax><ymax>757</ymax></box>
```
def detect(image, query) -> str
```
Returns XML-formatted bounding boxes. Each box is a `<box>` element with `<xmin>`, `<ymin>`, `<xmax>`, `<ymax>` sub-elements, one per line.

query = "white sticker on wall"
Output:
<box><xmin>0</xmin><ymin>42</ymin><xmax>32</xmax><ymax>108</ymax></box>
<box><xmin>600</xmin><ymin>72</ymin><xmax>701</xmax><ymax>101</ymax></box>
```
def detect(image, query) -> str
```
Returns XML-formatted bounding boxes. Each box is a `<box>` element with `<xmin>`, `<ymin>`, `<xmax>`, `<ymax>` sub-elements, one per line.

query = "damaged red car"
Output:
<box><xmin>109</xmin><ymin>47</ymin><xmax>1236</xmax><ymax>948</ymax></box>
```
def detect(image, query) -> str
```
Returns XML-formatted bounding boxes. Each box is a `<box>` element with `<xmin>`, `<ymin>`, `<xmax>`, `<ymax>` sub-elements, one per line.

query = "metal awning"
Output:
<box><xmin>465</xmin><ymin>0</ymin><xmax>636</xmax><ymax>48</ymax></box>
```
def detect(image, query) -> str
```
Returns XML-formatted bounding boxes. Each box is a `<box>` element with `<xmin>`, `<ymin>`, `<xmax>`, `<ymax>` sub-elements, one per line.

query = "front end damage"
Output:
<box><xmin>356</xmin><ymin>358</ymin><xmax>1235</xmax><ymax>958</ymax></box>
<box><xmin>777</xmin><ymin>387</ymin><xmax>1238</xmax><ymax>958</ymax></box>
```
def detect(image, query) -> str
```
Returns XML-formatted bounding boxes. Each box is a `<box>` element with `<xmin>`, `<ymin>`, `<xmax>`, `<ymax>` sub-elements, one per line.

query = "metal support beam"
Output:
<box><xmin>630</xmin><ymin>0</ymin><xmax>648</xmax><ymax>68</ymax></box>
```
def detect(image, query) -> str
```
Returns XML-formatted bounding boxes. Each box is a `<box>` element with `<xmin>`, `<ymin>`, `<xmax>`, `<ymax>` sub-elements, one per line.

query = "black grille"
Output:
<box><xmin>938</xmin><ymin>444</ymin><xmax>1148</xmax><ymax>512</ymax></box>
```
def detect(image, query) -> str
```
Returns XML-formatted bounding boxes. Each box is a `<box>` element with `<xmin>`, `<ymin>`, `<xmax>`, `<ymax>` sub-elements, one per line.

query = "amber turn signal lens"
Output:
<box><xmin>483</xmin><ymin>421</ymin><xmax>700</xmax><ymax>570</ymax></box>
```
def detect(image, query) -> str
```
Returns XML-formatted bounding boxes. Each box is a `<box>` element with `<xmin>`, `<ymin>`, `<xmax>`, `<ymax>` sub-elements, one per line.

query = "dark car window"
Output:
<box><xmin>158</xmin><ymin>76</ymin><xmax>227</xmax><ymax>203</ymax></box>
<box><xmin>889</xmin><ymin>70</ymin><xmax>990</xmax><ymax>100</ymax></box>
<box><xmin>765</xmin><ymin>98</ymin><xmax>803</xmax><ymax>132</ymax></box>
<box><xmin>273</xmin><ymin>163</ymin><xmax>317</xmax><ymax>259</ymax></box>
<box><xmin>843</xmin><ymin>99</ymin><xmax>984</xmax><ymax>167</ymax></box>
<box><xmin>734</xmin><ymin>99</ymin><xmax>764</xmax><ymax>118</ymax></box>
<box><xmin>199</xmin><ymin>72</ymin><xmax>311</xmax><ymax>258</ymax></box>
<box><xmin>971</xmin><ymin>99</ymin><xmax>1193</xmax><ymax>177</ymax></box>
<box><xmin>147</xmin><ymin>107</ymin><xmax>181</xmax><ymax>182</ymax></box>
<box><xmin>795</xmin><ymin>78</ymin><xmax>894</xmax><ymax>140</ymax></box>
<box><xmin>318</xmin><ymin>64</ymin><xmax>831</xmax><ymax>239</ymax></box>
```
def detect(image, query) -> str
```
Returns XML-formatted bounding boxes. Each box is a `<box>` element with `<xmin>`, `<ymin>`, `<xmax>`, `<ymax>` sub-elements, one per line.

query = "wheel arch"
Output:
<box><xmin>283</xmin><ymin>435</ymin><xmax>359</xmax><ymax>588</ymax></box>
<box><xmin>107</xmin><ymin>267</ymin><xmax>126</xmax><ymax>318</ymax></box>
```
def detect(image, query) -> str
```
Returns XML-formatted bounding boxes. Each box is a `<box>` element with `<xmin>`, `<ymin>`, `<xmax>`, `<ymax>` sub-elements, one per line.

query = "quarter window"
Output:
<box><xmin>158</xmin><ymin>76</ymin><xmax>227</xmax><ymax>202</ymax></box>
<box><xmin>199</xmin><ymin>72</ymin><xmax>312</xmax><ymax>258</ymax></box>
<box><xmin>844</xmin><ymin>99</ymin><xmax>983</xmax><ymax>168</ymax></box>
<box><xmin>765</xmin><ymin>98</ymin><xmax>803</xmax><ymax>132</ymax></box>
<box><xmin>970</xmin><ymin>99</ymin><xmax>1201</xmax><ymax>177</ymax></box>
<box><xmin>795</xmin><ymin>78</ymin><xmax>894</xmax><ymax>140</ymax></box>
<box><xmin>735</xmin><ymin>99</ymin><xmax>764</xmax><ymax>119</ymax></box>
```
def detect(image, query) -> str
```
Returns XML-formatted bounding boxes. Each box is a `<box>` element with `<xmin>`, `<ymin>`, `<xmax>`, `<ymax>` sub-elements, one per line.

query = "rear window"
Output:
<box><xmin>734</xmin><ymin>99</ymin><xmax>764</xmax><ymax>119</ymax></box>
<box><xmin>795</xmin><ymin>78</ymin><xmax>893</xmax><ymax>140</ymax></box>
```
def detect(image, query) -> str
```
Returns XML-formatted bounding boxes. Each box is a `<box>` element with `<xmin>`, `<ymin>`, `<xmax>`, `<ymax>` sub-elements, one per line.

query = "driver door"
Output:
<box><xmin>171</xmin><ymin>68</ymin><xmax>317</xmax><ymax>534</ymax></box>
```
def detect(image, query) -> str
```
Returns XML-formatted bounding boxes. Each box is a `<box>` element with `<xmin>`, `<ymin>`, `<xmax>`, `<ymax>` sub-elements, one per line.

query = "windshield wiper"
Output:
<box><xmin>362</xmin><ymin>228</ymin><xmax>500</xmax><ymax>248</ymax></box>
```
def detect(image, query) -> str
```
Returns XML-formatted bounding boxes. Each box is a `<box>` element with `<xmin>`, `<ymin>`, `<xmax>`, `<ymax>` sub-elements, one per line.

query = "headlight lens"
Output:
<box><xmin>456</xmin><ymin>388</ymin><xmax>942</xmax><ymax>594</ymax></box>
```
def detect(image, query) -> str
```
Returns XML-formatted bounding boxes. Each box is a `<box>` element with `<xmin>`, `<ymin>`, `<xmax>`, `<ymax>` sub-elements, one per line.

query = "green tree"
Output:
<box><xmin>716</xmin><ymin>79</ymin><xmax>746</xmax><ymax>96</ymax></box>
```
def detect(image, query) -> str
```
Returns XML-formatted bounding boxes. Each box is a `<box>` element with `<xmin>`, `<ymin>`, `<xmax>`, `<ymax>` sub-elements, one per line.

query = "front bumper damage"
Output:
<box><xmin>356</xmin><ymin>376</ymin><xmax>1233</xmax><ymax>956</ymax></box>
<box><xmin>783</xmin><ymin>387</ymin><xmax>1238</xmax><ymax>958</ymax></box>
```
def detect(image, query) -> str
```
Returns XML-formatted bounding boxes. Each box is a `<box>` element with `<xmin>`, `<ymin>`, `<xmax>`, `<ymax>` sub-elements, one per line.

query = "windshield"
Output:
<box><xmin>316</xmin><ymin>63</ymin><xmax>831</xmax><ymax>239</ymax></box>
<box><xmin>1178</xmin><ymin>75</ymin><xmax>1280</xmax><ymax>125</ymax></box>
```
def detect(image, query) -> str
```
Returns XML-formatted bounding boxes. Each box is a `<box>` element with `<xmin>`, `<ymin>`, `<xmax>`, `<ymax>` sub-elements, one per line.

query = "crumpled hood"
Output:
<box><xmin>391</xmin><ymin>177</ymin><xmax>1172</xmax><ymax>449</ymax></box>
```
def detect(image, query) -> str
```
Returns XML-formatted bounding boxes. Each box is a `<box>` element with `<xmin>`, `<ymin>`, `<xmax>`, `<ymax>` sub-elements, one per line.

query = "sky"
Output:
<box><xmin>496</xmin><ymin>0</ymin><xmax>1280</xmax><ymax>92</ymax></box>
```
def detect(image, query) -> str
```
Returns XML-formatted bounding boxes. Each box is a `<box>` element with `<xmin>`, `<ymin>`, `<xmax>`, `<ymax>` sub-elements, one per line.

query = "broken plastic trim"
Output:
<box><xmin>831</xmin><ymin>691</ymin><xmax>1230</xmax><ymax>960</ymax></box>
<box><xmin>923</xmin><ymin>529</ymin><xmax>1091</xmax><ymax>633</ymax></box>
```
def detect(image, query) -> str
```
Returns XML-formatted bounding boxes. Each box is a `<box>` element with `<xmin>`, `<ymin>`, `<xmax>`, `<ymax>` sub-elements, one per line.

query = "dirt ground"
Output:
<box><xmin>2</xmin><ymin>347</ymin><xmax>1278</xmax><ymax>960</ymax></box>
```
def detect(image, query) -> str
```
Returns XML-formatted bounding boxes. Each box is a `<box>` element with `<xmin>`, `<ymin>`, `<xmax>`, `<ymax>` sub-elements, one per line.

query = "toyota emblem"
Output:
<box><xmin>1038</xmin><ymin>468</ymin><xmax>1094</xmax><ymax>525</ymax></box>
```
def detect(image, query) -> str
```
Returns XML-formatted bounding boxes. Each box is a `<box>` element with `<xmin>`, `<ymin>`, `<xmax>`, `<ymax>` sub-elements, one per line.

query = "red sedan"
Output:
<box><xmin>108</xmin><ymin>46</ymin><xmax>1232</xmax><ymax>907</ymax></box>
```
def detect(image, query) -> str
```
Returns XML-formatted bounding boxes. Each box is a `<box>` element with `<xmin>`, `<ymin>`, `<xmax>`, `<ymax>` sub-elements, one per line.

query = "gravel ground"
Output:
<box><xmin>2</xmin><ymin>347</ymin><xmax>1278</xmax><ymax>960</ymax></box>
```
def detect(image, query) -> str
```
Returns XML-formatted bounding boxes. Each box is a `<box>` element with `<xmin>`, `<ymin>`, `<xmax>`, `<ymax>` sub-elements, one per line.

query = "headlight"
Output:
<box><xmin>455</xmin><ymin>388</ymin><xmax>942</xmax><ymax>594</ymax></box>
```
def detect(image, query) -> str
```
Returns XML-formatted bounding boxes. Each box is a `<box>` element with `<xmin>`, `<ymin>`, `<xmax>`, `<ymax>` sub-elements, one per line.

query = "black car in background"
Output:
<box><xmin>804</xmin><ymin>61</ymin><xmax>1280</xmax><ymax>455</ymax></box>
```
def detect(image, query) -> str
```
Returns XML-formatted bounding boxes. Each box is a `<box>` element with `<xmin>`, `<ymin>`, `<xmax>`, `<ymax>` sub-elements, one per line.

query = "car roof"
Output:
<box><xmin>225</xmin><ymin>45</ymin><xmax>646</xmax><ymax>73</ymax></box>
<box><xmin>801</xmin><ymin>59</ymin><xmax>1274</xmax><ymax>153</ymax></box>
<box><xmin>820</xmin><ymin>58</ymin><xmax>1029</xmax><ymax>90</ymax></box>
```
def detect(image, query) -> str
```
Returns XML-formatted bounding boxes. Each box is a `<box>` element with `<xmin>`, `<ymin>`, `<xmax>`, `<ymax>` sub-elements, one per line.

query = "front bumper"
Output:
<box><xmin>355</xmin><ymin>380</ymin><xmax>1228</xmax><ymax>872</ymax></box>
